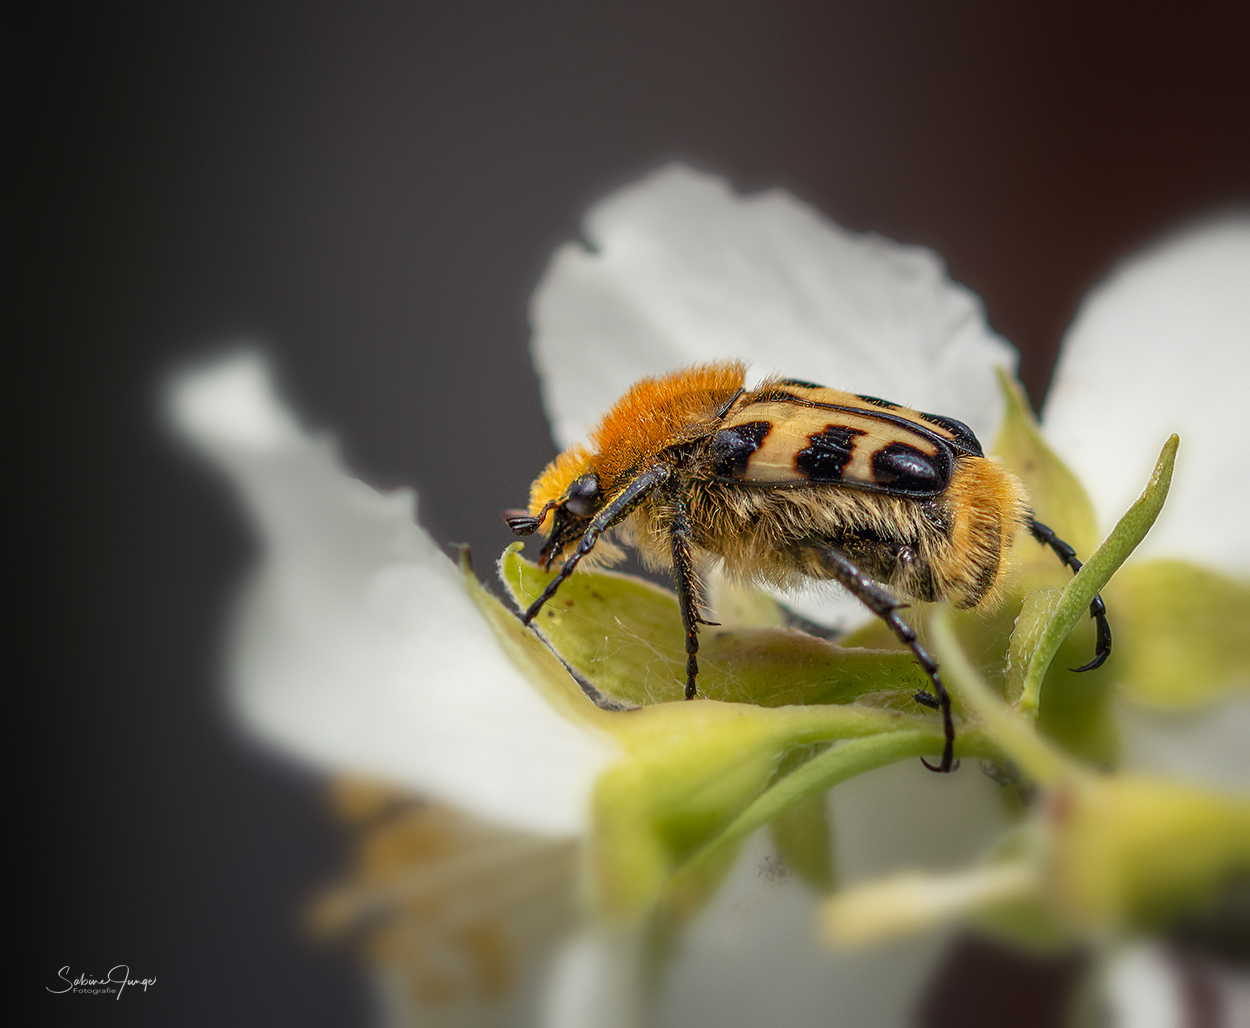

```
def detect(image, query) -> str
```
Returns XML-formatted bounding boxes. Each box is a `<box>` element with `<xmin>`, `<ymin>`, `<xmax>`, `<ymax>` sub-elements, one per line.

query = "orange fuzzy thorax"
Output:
<box><xmin>528</xmin><ymin>361</ymin><xmax>746</xmax><ymax>513</ymax></box>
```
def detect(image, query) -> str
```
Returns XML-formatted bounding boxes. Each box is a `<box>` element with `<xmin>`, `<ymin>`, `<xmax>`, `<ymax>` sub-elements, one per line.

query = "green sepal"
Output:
<box><xmin>1004</xmin><ymin>588</ymin><xmax>1118</xmax><ymax>766</ymax></box>
<box><xmin>1017</xmin><ymin>435</ymin><xmax>1179</xmax><ymax>717</ymax></box>
<box><xmin>991</xmin><ymin>368</ymin><xmax>1098</xmax><ymax>560</ymax></box>
<box><xmin>769</xmin><ymin>745</ymin><xmax>836</xmax><ymax>892</ymax></box>
<box><xmin>590</xmin><ymin>704</ymin><xmax>793</xmax><ymax>918</ymax></box>
<box><xmin>770</xmin><ymin>793</ymin><xmax>836</xmax><ymax>893</ymax></box>
<box><xmin>499</xmin><ymin>545</ymin><xmax>930</xmax><ymax>707</ymax></box>
<box><xmin>1005</xmin><ymin>589</ymin><xmax>1062</xmax><ymax>705</ymax></box>
<box><xmin>966</xmin><ymin>826</ymin><xmax>1077</xmax><ymax>952</ymax></box>
<box><xmin>1033</xmin><ymin>638</ymin><xmax>1119</xmax><ymax>770</ymax></box>
<box><xmin>1107</xmin><ymin>560</ymin><xmax>1250</xmax><ymax>708</ymax></box>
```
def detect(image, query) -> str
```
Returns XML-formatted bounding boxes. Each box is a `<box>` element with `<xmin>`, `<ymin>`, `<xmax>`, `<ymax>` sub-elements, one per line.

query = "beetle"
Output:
<box><xmin>506</xmin><ymin>361</ymin><xmax>1110</xmax><ymax>772</ymax></box>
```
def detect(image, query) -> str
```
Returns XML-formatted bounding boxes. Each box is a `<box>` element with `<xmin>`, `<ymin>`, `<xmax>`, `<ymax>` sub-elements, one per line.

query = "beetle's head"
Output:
<box><xmin>503</xmin><ymin>445</ymin><xmax>603</xmax><ymax>566</ymax></box>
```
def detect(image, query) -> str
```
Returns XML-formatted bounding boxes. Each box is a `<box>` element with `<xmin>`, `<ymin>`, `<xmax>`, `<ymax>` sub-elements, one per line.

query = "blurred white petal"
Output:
<box><xmin>542</xmin><ymin>928</ymin><xmax>646</xmax><ymax>1028</ymax></box>
<box><xmin>1115</xmin><ymin>697</ymin><xmax>1250</xmax><ymax>792</ymax></box>
<box><xmin>532</xmin><ymin>164</ymin><xmax>1016</xmax><ymax>628</ymax></box>
<box><xmin>661</xmin><ymin>834</ymin><xmax>944</xmax><ymax>1028</ymax></box>
<box><xmin>1104</xmin><ymin>945</ymin><xmax>1186</xmax><ymax>1028</ymax></box>
<box><xmin>168</xmin><ymin>352</ymin><xmax>617</xmax><ymax>836</ymax></box>
<box><xmin>1044</xmin><ymin>217</ymin><xmax>1250</xmax><ymax>570</ymax></box>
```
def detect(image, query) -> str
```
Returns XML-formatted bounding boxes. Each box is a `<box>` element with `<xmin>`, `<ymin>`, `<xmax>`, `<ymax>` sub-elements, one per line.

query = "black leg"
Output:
<box><xmin>670</xmin><ymin>500</ymin><xmax>706</xmax><ymax>700</ymax></box>
<box><xmin>1027</xmin><ymin>517</ymin><xmax>1112</xmax><ymax>672</ymax></box>
<box><xmin>803</xmin><ymin>542</ymin><xmax>957</xmax><ymax>773</ymax></box>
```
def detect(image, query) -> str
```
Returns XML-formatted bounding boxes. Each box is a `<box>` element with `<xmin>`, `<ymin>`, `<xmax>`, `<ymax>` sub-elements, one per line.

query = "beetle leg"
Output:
<box><xmin>803</xmin><ymin>542</ymin><xmax>957</xmax><ymax>774</ymax></box>
<box><xmin>523</xmin><ymin>466</ymin><xmax>670</xmax><ymax>625</ymax></box>
<box><xmin>671</xmin><ymin>499</ymin><xmax>703</xmax><ymax>700</ymax></box>
<box><xmin>1027</xmin><ymin>517</ymin><xmax>1112</xmax><ymax>671</ymax></box>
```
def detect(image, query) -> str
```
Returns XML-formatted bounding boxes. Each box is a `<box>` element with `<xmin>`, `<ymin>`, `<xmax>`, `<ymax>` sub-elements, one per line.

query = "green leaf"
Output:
<box><xmin>498</xmin><ymin>545</ymin><xmax>930</xmax><ymax>707</ymax></box>
<box><xmin>1018</xmin><ymin>435</ymin><xmax>1179</xmax><ymax>718</ymax></box>
<box><xmin>1108</xmin><ymin>560</ymin><xmax>1250</xmax><ymax>708</ymax></box>
<box><xmin>461</xmin><ymin>547</ymin><xmax>619</xmax><ymax>734</ymax></box>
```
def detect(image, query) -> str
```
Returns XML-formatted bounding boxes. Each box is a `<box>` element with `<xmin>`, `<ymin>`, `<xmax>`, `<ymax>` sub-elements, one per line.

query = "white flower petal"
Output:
<box><xmin>1043</xmin><ymin>217</ymin><xmax>1250</xmax><ymax>569</ymax></box>
<box><xmin>533</xmin><ymin>165</ymin><xmax>1016</xmax><ymax>451</ymax></box>
<box><xmin>168</xmin><ymin>352</ymin><xmax>617</xmax><ymax>836</ymax></box>
<box><xmin>659</xmin><ymin>833</ymin><xmax>947</xmax><ymax>1028</ymax></box>
<box><xmin>1103</xmin><ymin>944</ymin><xmax>1186</xmax><ymax>1028</ymax></box>
<box><xmin>543</xmin><ymin>927</ymin><xmax>647</xmax><ymax>1028</ymax></box>
<box><xmin>829</xmin><ymin>755</ymin><xmax>1012</xmax><ymax>878</ymax></box>
<box><xmin>531</xmin><ymin>164</ymin><xmax>1017</xmax><ymax>627</ymax></box>
<box><xmin>1115</xmin><ymin>696</ymin><xmax>1250</xmax><ymax>792</ymax></box>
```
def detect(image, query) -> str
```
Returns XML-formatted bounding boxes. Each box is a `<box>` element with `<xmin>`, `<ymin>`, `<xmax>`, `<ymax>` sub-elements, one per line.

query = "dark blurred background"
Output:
<box><xmin>13</xmin><ymin>2</ymin><xmax>1249</xmax><ymax>1025</ymax></box>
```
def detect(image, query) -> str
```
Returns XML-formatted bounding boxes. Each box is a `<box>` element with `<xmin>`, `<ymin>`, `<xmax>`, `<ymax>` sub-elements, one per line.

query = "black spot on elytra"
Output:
<box><xmin>712</xmin><ymin>421</ymin><xmax>771</xmax><ymax>478</ymax></box>
<box><xmin>856</xmin><ymin>394</ymin><xmax>900</xmax><ymax>410</ymax></box>
<box><xmin>872</xmin><ymin>442</ymin><xmax>949</xmax><ymax>494</ymax></box>
<box><xmin>796</xmin><ymin>425</ymin><xmax>863</xmax><ymax>481</ymax></box>
<box><xmin>918</xmin><ymin>412</ymin><xmax>983</xmax><ymax>455</ymax></box>
<box><xmin>777</xmin><ymin>377</ymin><xmax>826</xmax><ymax>390</ymax></box>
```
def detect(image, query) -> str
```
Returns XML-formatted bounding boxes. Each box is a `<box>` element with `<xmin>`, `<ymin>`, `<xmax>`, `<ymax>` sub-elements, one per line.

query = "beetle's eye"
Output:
<box><xmin>563</xmin><ymin>474</ymin><xmax>600</xmax><ymax>518</ymax></box>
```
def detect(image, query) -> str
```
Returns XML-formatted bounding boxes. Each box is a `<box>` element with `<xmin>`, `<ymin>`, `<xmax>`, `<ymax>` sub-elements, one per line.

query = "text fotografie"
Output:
<box><xmin>47</xmin><ymin>965</ymin><xmax>156</xmax><ymax>999</ymax></box>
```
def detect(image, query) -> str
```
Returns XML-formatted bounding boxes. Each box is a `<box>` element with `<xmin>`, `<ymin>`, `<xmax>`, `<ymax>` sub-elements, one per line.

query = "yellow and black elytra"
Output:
<box><xmin>505</xmin><ymin>362</ymin><xmax>1110</xmax><ymax>773</ymax></box>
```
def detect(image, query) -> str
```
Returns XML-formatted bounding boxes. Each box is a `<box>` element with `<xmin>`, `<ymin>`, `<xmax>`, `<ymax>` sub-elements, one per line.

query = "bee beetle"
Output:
<box><xmin>505</xmin><ymin>362</ymin><xmax>1110</xmax><ymax>773</ymax></box>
